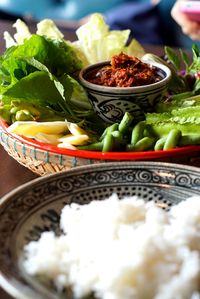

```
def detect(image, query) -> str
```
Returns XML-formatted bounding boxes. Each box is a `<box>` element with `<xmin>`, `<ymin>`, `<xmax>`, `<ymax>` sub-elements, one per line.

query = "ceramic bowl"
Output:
<box><xmin>79</xmin><ymin>61</ymin><xmax>171</xmax><ymax>123</ymax></box>
<box><xmin>1</xmin><ymin>161</ymin><xmax>200</xmax><ymax>299</ymax></box>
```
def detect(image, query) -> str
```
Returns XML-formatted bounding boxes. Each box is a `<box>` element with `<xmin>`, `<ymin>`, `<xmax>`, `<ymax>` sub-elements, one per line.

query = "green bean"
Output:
<box><xmin>154</xmin><ymin>137</ymin><xmax>167</xmax><ymax>151</ymax></box>
<box><xmin>111</xmin><ymin>130</ymin><xmax>125</xmax><ymax>147</ymax></box>
<box><xmin>118</xmin><ymin>112</ymin><xmax>134</xmax><ymax>134</ymax></box>
<box><xmin>131</xmin><ymin>121</ymin><xmax>145</xmax><ymax>145</ymax></box>
<box><xmin>108</xmin><ymin>123</ymin><xmax>119</xmax><ymax>133</ymax></box>
<box><xmin>111</xmin><ymin>130</ymin><xmax>122</xmax><ymax>138</ymax></box>
<box><xmin>143</xmin><ymin>125</ymin><xmax>153</xmax><ymax>138</ymax></box>
<box><xmin>102</xmin><ymin>133</ymin><xmax>115</xmax><ymax>152</ymax></box>
<box><xmin>78</xmin><ymin>142</ymin><xmax>103</xmax><ymax>151</ymax></box>
<box><xmin>179</xmin><ymin>134</ymin><xmax>200</xmax><ymax>146</ymax></box>
<box><xmin>134</xmin><ymin>137</ymin><xmax>155</xmax><ymax>151</ymax></box>
<box><xmin>163</xmin><ymin>129</ymin><xmax>182</xmax><ymax>150</ymax></box>
<box><xmin>112</xmin><ymin>130</ymin><xmax>127</xmax><ymax>150</ymax></box>
<box><xmin>99</xmin><ymin>123</ymin><xmax>118</xmax><ymax>141</ymax></box>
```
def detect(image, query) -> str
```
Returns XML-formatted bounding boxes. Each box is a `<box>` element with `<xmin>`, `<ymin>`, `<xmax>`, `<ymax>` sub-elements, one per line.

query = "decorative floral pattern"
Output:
<box><xmin>1</xmin><ymin>162</ymin><xmax>200</xmax><ymax>299</ymax></box>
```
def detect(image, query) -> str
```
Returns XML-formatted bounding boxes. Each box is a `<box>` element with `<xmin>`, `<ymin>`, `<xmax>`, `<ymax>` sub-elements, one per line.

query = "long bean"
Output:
<box><xmin>118</xmin><ymin>112</ymin><xmax>134</xmax><ymax>134</ymax></box>
<box><xmin>102</xmin><ymin>133</ymin><xmax>115</xmax><ymax>152</ymax></box>
<box><xmin>99</xmin><ymin>123</ymin><xmax>118</xmax><ymax>141</ymax></box>
<box><xmin>131</xmin><ymin>121</ymin><xmax>145</xmax><ymax>145</ymax></box>
<box><xmin>78</xmin><ymin>142</ymin><xmax>103</xmax><ymax>151</ymax></box>
<box><xmin>163</xmin><ymin>129</ymin><xmax>182</xmax><ymax>150</ymax></box>
<box><xmin>154</xmin><ymin>137</ymin><xmax>167</xmax><ymax>151</ymax></box>
<box><xmin>111</xmin><ymin>130</ymin><xmax>125</xmax><ymax>149</ymax></box>
<box><xmin>135</xmin><ymin>137</ymin><xmax>155</xmax><ymax>151</ymax></box>
<box><xmin>127</xmin><ymin>137</ymin><xmax>155</xmax><ymax>152</ymax></box>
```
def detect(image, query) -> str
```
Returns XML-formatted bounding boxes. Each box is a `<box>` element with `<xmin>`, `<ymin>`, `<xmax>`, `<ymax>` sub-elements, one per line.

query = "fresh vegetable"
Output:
<box><xmin>59</xmin><ymin>134</ymin><xmax>89</xmax><ymax>146</ymax></box>
<box><xmin>2</xmin><ymin>17</ymin><xmax>200</xmax><ymax>153</ymax></box>
<box><xmin>78</xmin><ymin>43</ymin><xmax>200</xmax><ymax>152</ymax></box>
<box><xmin>7</xmin><ymin>120</ymin><xmax>69</xmax><ymax>136</ymax></box>
<box><xmin>161</xmin><ymin>44</ymin><xmax>200</xmax><ymax>96</ymax></box>
<box><xmin>0</xmin><ymin>19</ymin><xmax>96</xmax><ymax>127</ymax></box>
<box><xmin>131</xmin><ymin>136</ymin><xmax>155</xmax><ymax>151</ymax></box>
<box><xmin>130</xmin><ymin>121</ymin><xmax>145</xmax><ymax>146</ymax></box>
<box><xmin>74</xmin><ymin>13</ymin><xmax>145</xmax><ymax>66</ymax></box>
<box><xmin>163</xmin><ymin>129</ymin><xmax>182</xmax><ymax>150</ymax></box>
<box><xmin>34</xmin><ymin>133</ymin><xmax>63</xmax><ymax>145</ymax></box>
<box><xmin>154</xmin><ymin>137</ymin><xmax>167</xmax><ymax>151</ymax></box>
<box><xmin>118</xmin><ymin>112</ymin><xmax>134</xmax><ymax>135</ymax></box>
<box><xmin>0</xmin><ymin>15</ymin><xmax>146</xmax><ymax>137</ymax></box>
<box><xmin>7</xmin><ymin>120</ymin><xmax>93</xmax><ymax>148</ymax></box>
<box><xmin>79</xmin><ymin>112</ymin><xmax>132</xmax><ymax>152</ymax></box>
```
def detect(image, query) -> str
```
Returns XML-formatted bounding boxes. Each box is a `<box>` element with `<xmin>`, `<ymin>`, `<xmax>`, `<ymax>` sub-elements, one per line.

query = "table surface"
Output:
<box><xmin>0</xmin><ymin>18</ymin><xmax>191</xmax><ymax>299</ymax></box>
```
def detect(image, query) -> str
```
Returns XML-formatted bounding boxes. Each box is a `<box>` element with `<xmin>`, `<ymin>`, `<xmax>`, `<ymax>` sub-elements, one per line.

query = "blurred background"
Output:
<box><xmin>0</xmin><ymin>0</ymin><xmax>198</xmax><ymax>49</ymax></box>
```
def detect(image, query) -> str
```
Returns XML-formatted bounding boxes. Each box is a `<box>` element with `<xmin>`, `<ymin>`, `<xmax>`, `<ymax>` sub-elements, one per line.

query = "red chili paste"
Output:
<box><xmin>86</xmin><ymin>53</ymin><xmax>162</xmax><ymax>87</ymax></box>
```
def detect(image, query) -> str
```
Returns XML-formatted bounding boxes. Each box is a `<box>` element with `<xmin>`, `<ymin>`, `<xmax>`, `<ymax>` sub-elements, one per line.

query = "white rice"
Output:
<box><xmin>23</xmin><ymin>194</ymin><xmax>200</xmax><ymax>299</ymax></box>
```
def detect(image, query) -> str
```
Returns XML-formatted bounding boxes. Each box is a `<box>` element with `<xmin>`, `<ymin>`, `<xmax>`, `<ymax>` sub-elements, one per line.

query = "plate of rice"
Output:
<box><xmin>0</xmin><ymin>161</ymin><xmax>200</xmax><ymax>299</ymax></box>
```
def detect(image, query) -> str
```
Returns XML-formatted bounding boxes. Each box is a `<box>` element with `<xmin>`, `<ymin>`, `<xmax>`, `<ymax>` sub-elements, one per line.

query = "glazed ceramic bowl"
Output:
<box><xmin>1</xmin><ymin>161</ymin><xmax>200</xmax><ymax>299</ymax></box>
<box><xmin>79</xmin><ymin>61</ymin><xmax>171</xmax><ymax>123</ymax></box>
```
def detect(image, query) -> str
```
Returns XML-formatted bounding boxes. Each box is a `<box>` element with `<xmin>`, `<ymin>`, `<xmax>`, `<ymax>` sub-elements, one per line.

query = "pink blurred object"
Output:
<box><xmin>180</xmin><ymin>1</ymin><xmax>200</xmax><ymax>22</ymax></box>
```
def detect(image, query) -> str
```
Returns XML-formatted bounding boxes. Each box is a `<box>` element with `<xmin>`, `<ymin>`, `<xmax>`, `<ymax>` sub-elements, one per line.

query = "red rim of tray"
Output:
<box><xmin>1</xmin><ymin>118</ymin><xmax>200</xmax><ymax>161</ymax></box>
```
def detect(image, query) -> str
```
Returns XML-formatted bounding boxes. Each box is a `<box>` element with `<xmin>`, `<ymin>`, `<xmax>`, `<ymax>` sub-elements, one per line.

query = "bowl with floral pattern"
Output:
<box><xmin>1</xmin><ymin>161</ymin><xmax>200</xmax><ymax>299</ymax></box>
<box><xmin>79</xmin><ymin>53</ymin><xmax>171</xmax><ymax>123</ymax></box>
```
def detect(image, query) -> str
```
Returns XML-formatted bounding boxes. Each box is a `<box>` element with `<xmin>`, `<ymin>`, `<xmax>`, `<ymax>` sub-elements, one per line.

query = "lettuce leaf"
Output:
<box><xmin>0</xmin><ymin>25</ymin><xmax>94</xmax><ymax>124</ymax></box>
<box><xmin>36</xmin><ymin>19</ymin><xmax>64</xmax><ymax>40</ymax></box>
<box><xmin>1</xmin><ymin>34</ymin><xmax>82</xmax><ymax>83</ymax></box>
<box><xmin>12</xmin><ymin>19</ymin><xmax>32</xmax><ymax>45</ymax></box>
<box><xmin>1</xmin><ymin>71</ymin><xmax>72</xmax><ymax>109</ymax></box>
<box><xmin>75</xmin><ymin>13</ymin><xmax>145</xmax><ymax>65</ymax></box>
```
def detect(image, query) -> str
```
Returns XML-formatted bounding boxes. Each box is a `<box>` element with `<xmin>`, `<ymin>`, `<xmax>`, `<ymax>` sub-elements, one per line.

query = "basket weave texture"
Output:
<box><xmin>0</xmin><ymin>129</ymin><xmax>103</xmax><ymax>176</ymax></box>
<box><xmin>1</xmin><ymin>128</ymin><xmax>200</xmax><ymax>176</ymax></box>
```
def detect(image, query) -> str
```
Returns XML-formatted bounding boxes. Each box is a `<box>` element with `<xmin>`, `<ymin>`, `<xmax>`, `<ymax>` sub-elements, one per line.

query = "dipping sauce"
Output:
<box><xmin>86</xmin><ymin>53</ymin><xmax>163</xmax><ymax>87</ymax></box>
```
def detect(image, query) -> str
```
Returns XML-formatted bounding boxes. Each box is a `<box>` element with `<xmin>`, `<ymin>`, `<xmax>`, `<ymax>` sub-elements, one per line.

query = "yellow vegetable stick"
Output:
<box><xmin>59</xmin><ymin>134</ymin><xmax>89</xmax><ymax>145</ymax></box>
<box><xmin>34</xmin><ymin>133</ymin><xmax>62</xmax><ymax>145</ymax></box>
<box><xmin>66</xmin><ymin>122</ymin><xmax>88</xmax><ymax>136</ymax></box>
<box><xmin>57</xmin><ymin>143</ymin><xmax>77</xmax><ymax>150</ymax></box>
<box><xmin>7</xmin><ymin>121</ymin><xmax>69</xmax><ymax>136</ymax></box>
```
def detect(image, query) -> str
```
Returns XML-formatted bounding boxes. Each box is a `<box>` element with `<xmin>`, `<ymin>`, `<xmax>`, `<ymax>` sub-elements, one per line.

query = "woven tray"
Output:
<box><xmin>0</xmin><ymin>129</ymin><xmax>106</xmax><ymax>176</ymax></box>
<box><xmin>1</xmin><ymin>124</ymin><xmax>200</xmax><ymax>176</ymax></box>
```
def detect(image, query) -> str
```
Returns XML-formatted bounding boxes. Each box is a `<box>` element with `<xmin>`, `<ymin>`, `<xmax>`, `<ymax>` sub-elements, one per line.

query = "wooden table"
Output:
<box><xmin>0</xmin><ymin>18</ymin><xmax>187</xmax><ymax>299</ymax></box>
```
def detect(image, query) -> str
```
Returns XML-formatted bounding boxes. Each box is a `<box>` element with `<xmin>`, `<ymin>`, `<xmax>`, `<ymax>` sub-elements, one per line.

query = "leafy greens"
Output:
<box><xmin>0</xmin><ymin>28</ymin><xmax>93</xmax><ymax>125</ymax></box>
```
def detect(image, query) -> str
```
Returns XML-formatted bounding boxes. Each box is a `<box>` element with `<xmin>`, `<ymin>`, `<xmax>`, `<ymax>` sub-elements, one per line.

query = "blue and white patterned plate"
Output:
<box><xmin>1</xmin><ymin>161</ymin><xmax>200</xmax><ymax>299</ymax></box>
